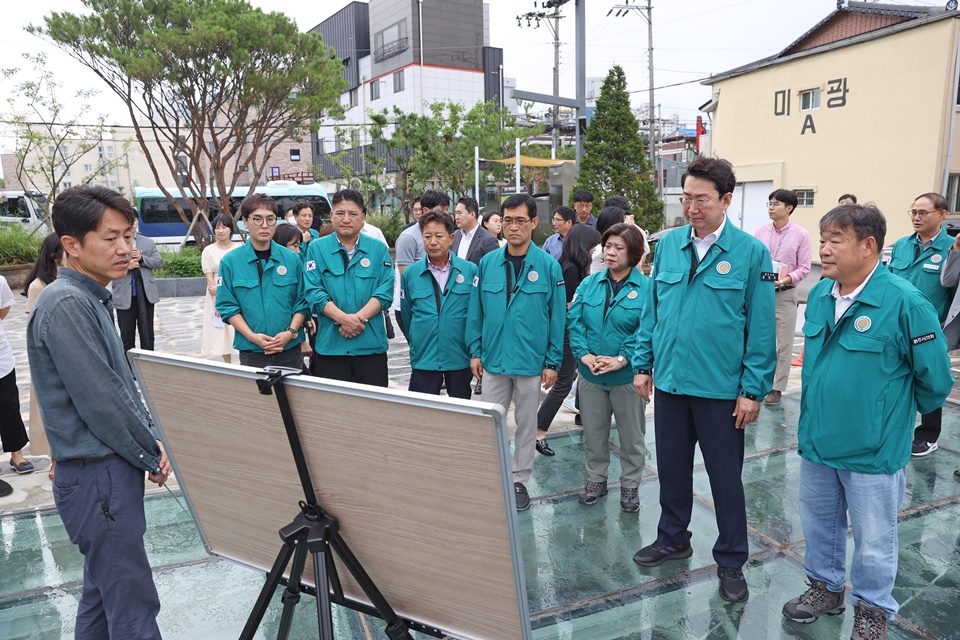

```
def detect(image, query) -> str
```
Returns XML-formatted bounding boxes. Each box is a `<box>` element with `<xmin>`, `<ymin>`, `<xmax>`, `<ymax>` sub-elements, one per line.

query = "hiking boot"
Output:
<box><xmin>620</xmin><ymin>487</ymin><xmax>639</xmax><ymax>513</ymax></box>
<box><xmin>632</xmin><ymin>534</ymin><xmax>693</xmax><ymax>567</ymax></box>
<box><xmin>851</xmin><ymin>603</ymin><xmax>887</xmax><ymax>640</ymax></box>
<box><xmin>578</xmin><ymin>481</ymin><xmax>607</xmax><ymax>505</ymax></box>
<box><xmin>911</xmin><ymin>440</ymin><xmax>938</xmax><ymax>457</ymax></box>
<box><xmin>718</xmin><ymin>566</ymin><xmax>749</xmax><ymax>603</ymax></box>
<box><xmin>783</xmin><ymin>579</ymin><xmax>845</xmax><ymax>623</ymax></box>
<box><xmin>514</xmin><ymin>482</ymin><xmax>530</xmax><ymax>511</ymax></box>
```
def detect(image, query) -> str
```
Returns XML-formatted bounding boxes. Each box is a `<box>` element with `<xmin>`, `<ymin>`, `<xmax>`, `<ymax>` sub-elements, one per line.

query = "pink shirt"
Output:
<box><xmin>754</xmin><ymin>220</ymin><xmax>812</xmax><ymax>285</ymax></box>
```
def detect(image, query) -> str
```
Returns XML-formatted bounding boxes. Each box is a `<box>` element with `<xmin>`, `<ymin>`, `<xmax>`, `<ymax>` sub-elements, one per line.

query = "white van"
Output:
<box><xmin>0</xmin><ymin>191</ymin><xmax>47</xmax><ymax>230</ymax></box>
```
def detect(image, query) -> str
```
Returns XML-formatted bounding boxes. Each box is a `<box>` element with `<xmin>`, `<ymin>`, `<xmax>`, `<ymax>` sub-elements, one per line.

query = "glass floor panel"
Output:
<box><xmin>3</xmin><ymin>394</ymin><xmax>959</xmax><ymax>639</ymax></box>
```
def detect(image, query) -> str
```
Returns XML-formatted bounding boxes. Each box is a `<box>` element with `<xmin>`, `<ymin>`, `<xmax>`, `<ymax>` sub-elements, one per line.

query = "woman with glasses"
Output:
<box><xmin>568</xmin><ymin>223</ymin><xmax>649</xmax><ymax>512</ymax></box>
<box><xmin>201</xmin><ymin>215</ymin><xmax>241</xmax><ymax>363</ymax></box>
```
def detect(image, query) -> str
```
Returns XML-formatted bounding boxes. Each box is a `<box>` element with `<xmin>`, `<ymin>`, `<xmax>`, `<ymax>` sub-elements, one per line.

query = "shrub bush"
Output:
<box><xmin>0</xmin><ymin>224</ymin><xmax>44</xmax><ymax>266</ymax></box>
<box><xmin>154</xmin><ymin>247</ymin><xmax>204</xmax><ymax>278</ymax></box>
<box><xmin>365</xmin><ymin>209</ymin><xmax>405</xmax><ymax>247</ymax></box>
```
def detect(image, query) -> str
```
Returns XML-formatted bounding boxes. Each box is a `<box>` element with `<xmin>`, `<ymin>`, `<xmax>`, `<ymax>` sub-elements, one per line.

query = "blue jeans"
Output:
<box><xmin>54</xmin><ymin>456</ymin><xmax>162</xmax><ymax>639</ymax></box>
<box><xmin>798</xmin><ymin>457</ymin><xmax>906</xmax><ymax>620</ymax></box>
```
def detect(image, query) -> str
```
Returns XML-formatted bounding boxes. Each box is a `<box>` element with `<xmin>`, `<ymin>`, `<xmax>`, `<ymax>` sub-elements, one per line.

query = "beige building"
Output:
<box><xmin>702</xmin><ymin>1</ymin><xmax>960</xmax><ymax>243</ymax></box>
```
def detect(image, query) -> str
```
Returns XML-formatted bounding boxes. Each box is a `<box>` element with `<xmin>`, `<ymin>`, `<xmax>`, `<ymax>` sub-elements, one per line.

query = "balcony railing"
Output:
<box><xmin>374</xmin><ymin>37</ymin><xmax>409</xmax><ymax>63</ymax></box>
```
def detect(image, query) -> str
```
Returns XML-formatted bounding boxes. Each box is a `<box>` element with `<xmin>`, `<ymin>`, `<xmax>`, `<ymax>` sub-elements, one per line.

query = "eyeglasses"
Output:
<box><xmin>552</xmin><ymin>217</ymin><xmax>567</xmax><ymax>223</ymax></box>
<box><xmin>502</xmin><ymin>217</ymin><xmax>531</xmax><ymax>227</ymax></box>
<box><xmin>679</xmin><ymin>195</ymin><xmax>720</xmax><ymax>207</ymax></box>
<box><xmin>332</xmin><ymin>209</ymin><xmax>363</xmax><ymax>219</ymax></box>
<box><xmin>766</xmin><ymin>201</ymin><xmax>783</xmax><ymax>208</ymax></box>
<box><xmin>248</xmin><ymin>216</ymin><xmax>277</xmax><ymax>227</ymax></box>
<box><xmin>908</xmin><ymin>209</ymin><xmax>943</xmax><ymax>218</ymax></box>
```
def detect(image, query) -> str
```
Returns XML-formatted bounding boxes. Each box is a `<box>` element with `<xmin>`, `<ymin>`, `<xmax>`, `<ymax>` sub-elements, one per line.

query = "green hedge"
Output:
<box><xmin>0</xmin><ymin>224</ymin><xmax>43</xmax><ymax>266</ymax></box>
<box><xmin>365</xmin><ymin>210</ymin><xmax>405</xmax><ymax>247</ymax></box>
<box><xmin>154</xmin><ymin>247</ymin><xmax>204</xmax><ymax>278</ymax></box>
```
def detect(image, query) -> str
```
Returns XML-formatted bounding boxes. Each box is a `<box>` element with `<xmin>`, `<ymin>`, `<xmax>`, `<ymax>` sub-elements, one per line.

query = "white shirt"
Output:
<box><xmin>832</xmin><ymin>260</ymin><xmax>880</xmax><ymax>324</ymax></box>
<box><xmin>360</xmin><ymin>221</ymin><xmax>388</xmax><ymax>246</ymax></box>
<box><xmin>456</xmin><ymin>224</ymin><xmax>479</xmax><ymax>260</ymax></box>
<box><xmin>0</xmin><ymin>276</ymin><xmax>15</xmax><ymax>378</ymax></box>
<box><xmin>691</xmin><ymin>215</ymin><xmax>727</xmax><ymax>261</ymax></box>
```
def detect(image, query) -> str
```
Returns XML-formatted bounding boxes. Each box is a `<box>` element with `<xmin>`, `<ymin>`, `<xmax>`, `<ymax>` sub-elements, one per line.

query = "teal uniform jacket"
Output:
<box><xmin>304</xmin><ymin>234</ymin><xmax>394</xmax><ymax>356</ymax></box>
<box><xmin>887</xmin><ymin>231</ymin><xmax>954</xmax><ymax>323</ymax></box>
<box><xmin>298</xmin><ymin>227</ymin><xmax>320</xmax><ymax>256</ymax></box>
<box><xmin>467</xmin><ymin>244</ymin><xmax>566</xmax><ymax>377</ymax></box>
<box><xmin>400</xmin><ymin>252</ymin><xmax>477</xmax><ymax>371</ymax></box>
<box><xmin>568</xmin><ymin>268</ymin><xmax>650</xmax><ymax>387</ymax></box>
<box><xmin>636</xmin><ymin>220</ymin><xmax>776</xmax><ymax>400</ymax></box>
<box><xmin>799</xmin><ymin>266</ymin><xmax>953</xmax><ymax>474</ymax></box>
<box><xmin>216</xmin><ymin>240</ymin><xmax>308</xmax><ymax>352</ymax></box>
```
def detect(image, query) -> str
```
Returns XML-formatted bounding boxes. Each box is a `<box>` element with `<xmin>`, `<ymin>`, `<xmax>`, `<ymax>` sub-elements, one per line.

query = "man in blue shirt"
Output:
<box><xmin>27</xmin><ymin>186</ymin><xmax>171</xmax><ymax>639</ymax></box>
<box><xmin>542</xmin><ymin>205</ymin><xmax>576</xmax><ymax>260</ymax></box>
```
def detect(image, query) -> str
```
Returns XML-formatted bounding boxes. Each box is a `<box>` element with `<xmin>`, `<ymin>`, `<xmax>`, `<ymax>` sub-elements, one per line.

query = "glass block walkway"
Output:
<box><xmin>2</xmin><ymin>394</ymin><xmax>959</xmax><ymax>639</ymax></box>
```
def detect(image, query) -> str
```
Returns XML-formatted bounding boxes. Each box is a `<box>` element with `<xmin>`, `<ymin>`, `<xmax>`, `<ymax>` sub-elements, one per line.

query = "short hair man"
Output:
<box><xmin>292</xmin><ymin>201</ymin><xmax>319</xmax><ymax>247</ymax></box>
<box><xmin>838</xmin><ymin>193</ymin><xmax>857</xmax><ymax>205</ymax></box>
<box><xmin>27</xmin><ymin>186</ymin><xmax>173</xmax><ymax>639</ymax></box>
<box><xmin>111</xmin><ymin>218</ymin><xmax>163</xmax><ymax>351</ymax></box>
<box><xmin>391</xmin><ymin>192</ymin><xmax>435</xmax><ymax>333</ymax></box>
<box><xmin>542</xmin><ymin>205</ymin><xmax>577</xmax><ymax>260</ymax></box>
<box><xmin>467</xmin><ymin>194</ymin><xmax>566</xmax><ymax>510</ymax></box>
<box><xmin>782</xmin><ymin>204</ymin><xmax>952</xmax><ymax>638</ymax></box>
<box><xmin>402</xmin><ymin>196</ymin><xmax>424</xmax><ymax>231</ymax></box>
<box><xmin>305</xmin><ymin>189</ymin><xmax>394</xmax><ymax>386</ymax></box>
<box><xmin>754</xmin><ymin>188</ymin><xmax>812</xmax><ymax>406</ymax></box>
<box><xmin>888</xmin><ymin>192</ymin><xmax>953</xmax><ymax>458</ymax></box>
<box><xmin>216</xmin><ymin>193</ymin><xmax>309</xmax><ymax>370</ymax></box>
<box><xmin>453</xmin><ymin>195</ymin><xmax>500</xmax><ymax>265</ymax></box>
<box><xmin>573</xmin><ymin>189</ymin><xmax>597</xmax><ymax>227</ymax></box>
<box><xmin>400</xmin><ymin>209</ymin><xmax>477</xmax><ymax>399</ymax></box>
<box><xmin>634</xmin><ymin>157</ymin><xmax>776</xmax><ymax>603</ymax></box>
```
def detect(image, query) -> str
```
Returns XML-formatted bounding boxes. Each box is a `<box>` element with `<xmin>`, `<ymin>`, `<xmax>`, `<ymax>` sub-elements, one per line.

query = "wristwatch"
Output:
<box><xmin>285</xmin><ymin>326</ymin><xmax>299</xmax><ymax>337</ymax></box>
<box><xmin>616</xmin><ymin>355</ymin><xmax>627</xmax><ymax>366</ymax></box>
<box><xmin>740</xmin><ymin>391</ymin><xmax>758</xmax><ymax>401</ymax></box>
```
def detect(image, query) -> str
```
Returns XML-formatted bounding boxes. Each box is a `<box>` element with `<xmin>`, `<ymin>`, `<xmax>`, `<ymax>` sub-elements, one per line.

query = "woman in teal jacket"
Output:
<box><xmin>568</xmin><ymin>223</ymin><xmax>650</xmax><ymax>513</ymax></box>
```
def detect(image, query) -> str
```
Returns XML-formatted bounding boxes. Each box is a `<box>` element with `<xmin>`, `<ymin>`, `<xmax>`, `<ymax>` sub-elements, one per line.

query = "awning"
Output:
<box><xmin>486</xmin><ymin>155</ymin><xmax>576</xmax><ymax>167</ymax></box>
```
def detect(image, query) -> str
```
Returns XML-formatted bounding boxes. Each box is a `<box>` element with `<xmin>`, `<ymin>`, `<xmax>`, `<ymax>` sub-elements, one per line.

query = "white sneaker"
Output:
<box><xmin>562</xmin><ymin>397</ymin><xmax>579</xmax><ymax>414</ymax></box>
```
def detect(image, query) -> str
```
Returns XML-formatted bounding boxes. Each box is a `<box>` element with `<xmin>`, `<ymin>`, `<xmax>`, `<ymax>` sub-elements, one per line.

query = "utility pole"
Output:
<box><xmin>609</xmin><ymin>0</ymin><xmax>656</xmax><ymax>192</ymax></box>
<box><xmin>517</xmin><ymin>0</ymin><xmax>570</xmax><ymax>156</ymax></box>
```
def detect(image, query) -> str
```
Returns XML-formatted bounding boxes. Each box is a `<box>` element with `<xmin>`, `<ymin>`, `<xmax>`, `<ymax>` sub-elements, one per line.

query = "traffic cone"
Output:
<box><xmin>791</xmin><ymin>346</ymin><xmax>804</xmax><ymax>367</ymax></box>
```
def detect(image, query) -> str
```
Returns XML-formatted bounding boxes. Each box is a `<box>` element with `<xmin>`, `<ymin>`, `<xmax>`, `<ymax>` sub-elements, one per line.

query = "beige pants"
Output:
<box><xmin>774</xmin><ymin>288</ymin><xmax>799</xmax><ymax>392</ymax></box>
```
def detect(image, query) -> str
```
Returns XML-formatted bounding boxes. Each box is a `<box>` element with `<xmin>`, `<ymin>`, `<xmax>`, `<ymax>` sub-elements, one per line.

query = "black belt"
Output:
<box><xmin>775</xmin><ymin>285</ymin><xmax>795</xmax><ymax>293</ymax></box>
<box><xmin>58</xmin><ymin>453</ymin><xmax>120</xmax><ymax>465</ymax></box>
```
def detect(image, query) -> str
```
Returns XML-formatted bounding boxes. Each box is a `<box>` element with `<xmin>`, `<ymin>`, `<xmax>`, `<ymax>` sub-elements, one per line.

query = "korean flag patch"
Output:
<box><xmin>306</xmin><ymin>260</ymin><xmax>317</xmax><ymax>272</ymax></box>
<box><xmin>216</xmin><ymin>276</ymin><xmax>222</xmax><ymax>287</ymax></box>
<box><xmin>472</xmin><ymin>275</ymin><xmax>480</xmax><ymax>287</ymax></box>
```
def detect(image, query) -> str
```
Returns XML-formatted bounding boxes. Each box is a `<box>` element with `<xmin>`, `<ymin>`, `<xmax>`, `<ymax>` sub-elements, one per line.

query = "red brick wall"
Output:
<box><xmin>790</xmin><ymin>12</ymin><xmax>910</xmax><ymax>54</ymax></box>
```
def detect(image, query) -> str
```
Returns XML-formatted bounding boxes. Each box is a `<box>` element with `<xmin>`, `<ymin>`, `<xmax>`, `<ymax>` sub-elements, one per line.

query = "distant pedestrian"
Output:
<box><xmin>23</xmin><ymin>233</ymin><xmax>64</xmax><ymax>313</ymax></box>
<box><xmin>111</xmin><ymin>219</ymin><xmax>163</xmax><ymax>351</ymax></box>
<box><xmin>568</xmin><ymin>223</ymin><xmax>648</xmax><ymax>512</ymax></box>
<box><xmin>542</xmin><ymin>205</ymin><xmax>577</xmax><ymax>260</ymax></box>
<box><xmin>201</xmin><ymin>214</ymin><xmax>241</xmax><ymax>363</ymax></box>
<box><xmin>783</xmin><ymin>204</ymin><xmax>952</xmax><ymax>639</ymax></box>
<box><xmin>453</xmin><ymin>196</ymin><xmax>500</xmax><ymax>265</ymax></box>
<box><xmin>481</xmin><ymin>211</ymin><xmax>506</xmax><ymax>247</ymax></box>
<box><xmin>467</xmin><ymin>194</ymin><xmax>565</xmax><ymax>511</ymax></box>
<box><xmin>1</xmin><ymin>275</ymin><xmax>33</xmax><ymax>476</ymax></box>
<box><xmin>573</xmin><ymin>189</ymin><xmax>597</xmax><ymax>228</ymax></box>
<box><xmin>838</xmin><ymin>193</ymin><xmax>857</xmax><ymax>205</ymax></box>
<box><xmin>292</xmin><ymin>201</ymin><xmax>319</xmax><ymax>250</ymax></box>
<box><xmin>754</xmin><ymin>189</ymin><xmax>812</xmax><ymax>406</ymax></box>
<box><xmin>401</xmin><ymin>196</ymin><xmax>423</xmax><ymax>231</ymax></box>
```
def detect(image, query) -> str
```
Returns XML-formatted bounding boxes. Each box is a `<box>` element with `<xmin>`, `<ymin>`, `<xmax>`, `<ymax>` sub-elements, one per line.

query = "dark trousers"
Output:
<box><xmin>53</xmin><ymin>456</ymin><xmax>162</xmax><ymax>640</ymax></box>
<box><xmin>537</xmin><ymin>331</ymin><xmax>577</xmax><ymax>432</ymax></box>
<box><xmin>409</xmin><ymin>368</ymin><xmax>473</xmax><ymax>399</ymax></box>
<box><xmin>313</xmin><ymin>353</ymin><xmax>389</xmax><ymax>387</ymax></box>
<box><xmin>239</xmin><ymin>348</ymin><xmax>304</xmax><ymax>371</ymax></box>
<box><xmin>0</xmin><ymin>368</ymin><xmax>28</xmax><ymax>453</ymax></box>
<box><xmin>914</xmin><ymin>408</ymin><xmax>942</xmax><ymax>444</ymax></box>
<box><xmin>654</xmin><ymin>389</ymin><xmax>748</xmax><ymax>568</ymax></box>
<box><xmin>117</xmin><ymin>294</ymin><xmax>155</xmax><ymax>351</ymax></box>
<box><xmin>394</xmin><ymin>310</ymin><xmax>405</xmax><ymax>336</ymax></box>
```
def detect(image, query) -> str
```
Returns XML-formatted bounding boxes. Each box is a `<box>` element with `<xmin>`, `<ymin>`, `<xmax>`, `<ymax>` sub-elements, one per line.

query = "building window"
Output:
<box><xmin>795</xmin><ymin>189</ymin><xmax>815</xmax><ymax>206</ymax></box>
<box><xmin>394</xmin><ymin>69</ymin><xmax>405</xmax><ymax>93</ymax></box>
<box><xmin>110</xmin><ymin>181</ymin><xmax>117</xmax><ymax>189</ymax></box>
<box><xmin>107</xmin><ymin>146</ymin><xmax>114</xmax><ymax>158</ymax></box>
<box><xmin>947</xmin><ymin>174</ymin><xmax>960</xmax><ymax>213</ymax></box>
<box><xmin>349</xmin><ymin>89</ymin><xmax>358</xmax><ymax>107</ymax></box>
<box><xmin>370</xmin><ymin>80</ymin><xmax>380</xmax><ymax>101</ymax></box>
<box><xmin>290</xmin><ymin>149</ymin><xmax>301</xmax><ymax>162</ymax></box>
<box><xmin>800</xmin><ymin>89</ymin><xmax>821</xmax><ymax>111</ymax></box>
<box><xmin>84</xmin><ymin>163</ymin><xmax>92</xmax><ymax>172</ymax></box>
<box><xmin>374</xmin><ymin>20</ymin><xmax>408</xmax><ymax>63</ymax></box>
<box><xmin>62</xmin><ymin>182</ymin><xmax>72</xmax><ymax>189</ymax></box>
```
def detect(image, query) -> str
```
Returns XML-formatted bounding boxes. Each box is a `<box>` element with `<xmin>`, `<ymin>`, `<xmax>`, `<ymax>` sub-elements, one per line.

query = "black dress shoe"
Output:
<box><xmin>718</xmin><ymin>566</ymin><xmax>749</xmax><ymax>603</ymax></box>
<box><xmin>535</xmin><ymin>439</ymin><xmax>555</xmax><ymax>456</ymax></box>
<box><xmin>0</xmin><ymin>479</ymin><xmax>12</xmax><ymax>498</ymax></box>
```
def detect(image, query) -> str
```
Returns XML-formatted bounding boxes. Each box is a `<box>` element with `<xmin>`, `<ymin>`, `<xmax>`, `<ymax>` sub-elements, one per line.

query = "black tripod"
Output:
<box><xmin>239</xmin><ymin>367</ymin><xmax>441</xmax><ymax>640</ymax></box>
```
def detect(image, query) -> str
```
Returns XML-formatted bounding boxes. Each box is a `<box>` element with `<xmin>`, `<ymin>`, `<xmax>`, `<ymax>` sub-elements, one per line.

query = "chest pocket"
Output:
<box><xmin>233</xmin><ymin>277</ymin><xmax>259</xmax><ymax>291</ymax></box>
<box><xmin>481</xmin><ymin>280</ymin><xmax>505</xmax><ymax>295</ymax></box>
<box><xmin>353</xmin><ymin>263</ymin><xmax>377</xmax><ymax>279</ymax></box>
<box><xmin>889</xmin><ymin>259</ymin><xmax>911</xmax><ymax>272</ymax></box>
<box><xmin>521</xmin><ymin>280</ymin><xmax>550</xmax><ymax>296</ymax></box>
<box><xmin>839</xmin><ymin>331</ymin><xmax>886</xmax><ymax>354</ymax></box>
<box><xmin>703</xmin><ymin>276</ymin><xmax>744</xmax><ymax>292</ymax></box>
<box><xmin>654</xmin><ymin>270</ymin><xmax>684</xmax><ymax>286</ymax></box>
<box><xmin>802</xmin><ymin>320</ymin><xmax>825</xmax><ymax>339</ymax></box>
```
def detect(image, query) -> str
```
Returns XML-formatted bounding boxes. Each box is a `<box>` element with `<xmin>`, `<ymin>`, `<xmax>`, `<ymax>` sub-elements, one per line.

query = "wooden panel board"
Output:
<box><xmin>132</xmin><ymin>353</ymin><xmax>530</xmax><ymax>640</ymax></box>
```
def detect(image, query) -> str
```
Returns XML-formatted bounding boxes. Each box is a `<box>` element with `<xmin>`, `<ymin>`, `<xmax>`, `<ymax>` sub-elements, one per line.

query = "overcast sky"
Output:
<box><xmin>0</xmin><ymin>0</ymin><xmax>945</xmax><ymax>159</ymax></box>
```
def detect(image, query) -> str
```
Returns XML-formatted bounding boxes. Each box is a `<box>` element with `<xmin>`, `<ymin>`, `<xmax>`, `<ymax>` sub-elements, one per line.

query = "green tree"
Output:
<box><xmin>573</xmin><ymin>65</ymin><xmax>663</xmax><ymax>231</ymax></box>
<box><xmin>1</xmin><ymin>52</ymin><xmax>131</xmax><ymax>217</ymax></box>
<box><xmin>367</xmin><ymin>107</ymin><xmax>438</xmax><ymax>222</ymax></box>
<box><xmin>32</xmin><ymin>0</ymin><xmax>346</xmax><ymax>246</ymax></box>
